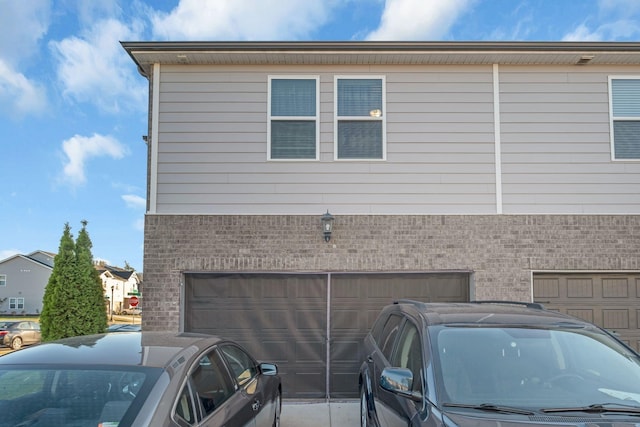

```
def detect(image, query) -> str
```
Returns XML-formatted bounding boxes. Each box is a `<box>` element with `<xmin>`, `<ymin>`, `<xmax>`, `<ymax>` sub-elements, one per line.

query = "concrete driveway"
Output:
<box><xmin>282</xmin><ymin>401</ymin><xmax>359</xmax><ymax>426</ymax></box>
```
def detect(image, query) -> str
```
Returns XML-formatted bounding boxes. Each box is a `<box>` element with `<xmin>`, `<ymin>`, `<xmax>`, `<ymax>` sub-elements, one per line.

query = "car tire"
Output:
<box><xmin>11</xmin><ymin>337</ymin><xmax>22</xmax><ymax>350</ymax></box>
<box><xmin>360</xmin><ymin>385</ymin><xmax>369</xmax><ymax>427</ymax></box>
<box><xmin>272</xmin><ymin>390</ymin><xmax>281</xmax><ymax>427</ymax></box>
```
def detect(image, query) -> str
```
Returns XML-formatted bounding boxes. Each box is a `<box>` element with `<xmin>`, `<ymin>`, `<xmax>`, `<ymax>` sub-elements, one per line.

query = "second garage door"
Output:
<box><xmin>183</xmin><ymin>272</ymin><xmax>470</xmax><ymax>399</ymax></box>
<box><xmin>534</xmin><ymin>273</ymin><xmax>640</xmax><ymax>352</ymax></box>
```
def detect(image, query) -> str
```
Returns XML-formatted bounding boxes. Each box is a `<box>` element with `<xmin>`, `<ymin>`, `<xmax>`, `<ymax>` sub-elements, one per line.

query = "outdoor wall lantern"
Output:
<box><xmin>321</xmin><ymin>210</ymin><xmax>335</xmax><ymax>242</ymax></box>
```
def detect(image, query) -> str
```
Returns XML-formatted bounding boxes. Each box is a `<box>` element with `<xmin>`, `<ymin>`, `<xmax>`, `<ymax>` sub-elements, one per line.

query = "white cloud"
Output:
<box><xmin>563</xmin><ymin>0</ymin><xmax>640</xmax><ymax>41</ymax></box>
<box><xmin>133</xmin><ymin>217</ymin><xmax>145</xmax><ymax>232</ymax></box>
<box><xmin>61</xmin><ymin>133</ymin><xmax>128</xmax><ymax>186</ymax></box>
<box><xmin>0</xmin><ymin>60</ymin><xmax>47</xmax><ymax>117</ymax></box>
<box><xmin>50</xmin><ymin>18</ymin><xmax>146</xmax><ymax>113</ymax></box>
<box><xmin>562</xmin><ymin>24</ymin><xmax>603</xmax><ymax>41</ymax></box>
<box><xmin>151</xmin><ymin>0</ymin><xmax>333</xmax><ymax>40</ymax></box>
<box><xmin>122</xmin><ymin>194</ymin><xmax>146</xmax><ymax>232</ymax></box>
<box><xmin>0</xmin><ymin>0</ymin><xmax>51</xmax><ymax>65</ymax></box>
<box><xmin>0</xmin><ymin>1</ymin><xmax>50</xmax><ymax>117</ymax></box>
<box><xmin>122</xmin><ymin>194</ymin><xmax>146</xmax><ymax>210</ymax></box>
<box><xmin>366</xmin><ymin>0</ymin><xmax>473</xmax><ymax>40</ymax></box>
<box><xmin>562</xmin><ymin>19</ymin><xmax>640</xmax><ymax>41</ymax></box>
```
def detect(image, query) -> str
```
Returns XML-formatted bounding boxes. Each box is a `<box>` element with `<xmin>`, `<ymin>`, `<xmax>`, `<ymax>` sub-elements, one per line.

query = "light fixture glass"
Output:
<box><xmin>321</xmin><ymin>210</ymin><xmax>334</xmax><ymax>242</ymax></box>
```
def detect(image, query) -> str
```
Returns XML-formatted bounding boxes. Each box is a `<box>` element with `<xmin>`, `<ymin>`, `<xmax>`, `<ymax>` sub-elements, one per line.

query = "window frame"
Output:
<box><xmin>379</xmin><ymin>313</ymin><xmax>403</xmax><ymax>361</ymax></box>
<box><xmin>182</xmin><ymin>347</ymin><xmax>235</xmax><ymax>422</ymax></box>
<box><xmin>218</xmin><ymin>344</ymin><xmax>259</xmax><ymax>388</ymax></box>
<box><xmin>334</xmin><ymin>75</ymin><xmax>387</xmax><ymax>161</ymax></box>
<box><xmin>0</xmin><ymin>275</ymin><xmax>6</xmax><ymax>286</ymax></box>
<box><xmin>391</xmin><ymin>320</ymin><xmax>424</xmax><ymax>395</ymax></box>
<box><xmin>608</xmin><ymin>75</ymin><xmax>640</xmax><ymax>161</ymax></box>
<box><xmin>9</xmin><ymin>298</ymin><xmax>24</xmax><ymax>310</ymax></box>
<box><xmin>267</xmin><ymin>75</ymin><xmax>320</xmax><ymax>161</ymax></box>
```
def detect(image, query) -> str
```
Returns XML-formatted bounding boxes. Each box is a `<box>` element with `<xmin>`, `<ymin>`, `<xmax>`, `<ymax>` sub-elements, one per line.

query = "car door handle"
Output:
<box><xmin>252</xmin><ymin>399</ymin><xmax>261</xmax><ymax>411</ymax></box>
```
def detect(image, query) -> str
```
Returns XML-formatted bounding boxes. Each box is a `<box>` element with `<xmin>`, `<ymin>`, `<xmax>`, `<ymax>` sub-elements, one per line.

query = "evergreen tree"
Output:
<box><xmin>75</xmin><ymin>220</ymin><xmax>108</xmax><ymax>335</ymax></box>
<box><xmin>40</xmin><ymin>223</ymin><xmax>78</xmax><ymax>341</ymax></box>
<box><xmin>40</xmin><ymin>221</ymin><xmax>108</xmax><ymax>341</ymax></box>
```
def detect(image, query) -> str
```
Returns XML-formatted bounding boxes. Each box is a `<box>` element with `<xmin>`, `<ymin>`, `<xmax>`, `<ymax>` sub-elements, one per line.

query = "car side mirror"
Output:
<box><xmin>380</xmin><ymin>367</ymin><xmax>422</xmax><ymax>402</ymax></box>
<box><xmin>260</xmin><ymin>363</ymin><xmax>278</xmax><ymax>376</ymax></box>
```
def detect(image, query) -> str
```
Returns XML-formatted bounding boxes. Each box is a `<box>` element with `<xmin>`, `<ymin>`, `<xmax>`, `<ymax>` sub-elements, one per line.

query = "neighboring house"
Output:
<box><xmin>95</xmin><ymin>262</ymin><xmax>141</xmax><ymax>314</ymax></box>
<box><xmin>123</xmin><ymin>41</ymin><xmax>640</xmax><ymax>399</ymax></box>
<box><xmin>0</xmin><ymin>251</ymin><xmax>54</xmax><ymax>315</ymax></box>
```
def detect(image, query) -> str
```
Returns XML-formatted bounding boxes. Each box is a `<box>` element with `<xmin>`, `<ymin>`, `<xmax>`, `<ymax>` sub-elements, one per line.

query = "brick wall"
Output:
<box><xmin>142</xmin><ymin>214</ymin><xmax>640</xmax><ymax>331</ymax></box>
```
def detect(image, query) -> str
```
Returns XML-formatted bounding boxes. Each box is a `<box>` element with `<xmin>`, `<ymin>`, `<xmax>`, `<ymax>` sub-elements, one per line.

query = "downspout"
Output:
<box><xmin>493</xmin><ymin>64</ymin><xmax>503</xmax><ymax>214</ymax></box>
<box><xmin>149</xmin><ymin>63</ymin><xmax>160</xmax><ymax>215</ymax></box>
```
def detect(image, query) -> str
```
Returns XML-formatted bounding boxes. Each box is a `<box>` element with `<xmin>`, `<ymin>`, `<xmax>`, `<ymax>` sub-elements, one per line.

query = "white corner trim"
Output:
<box><xmin>150</xmin><ymin>63</ymin><xmax>160</xmax><ymax>215</ymax></box>
<box><xmin>493</xmin><ymin>64</ymin><xmax>503</xmax><ymax>215</ymax></box>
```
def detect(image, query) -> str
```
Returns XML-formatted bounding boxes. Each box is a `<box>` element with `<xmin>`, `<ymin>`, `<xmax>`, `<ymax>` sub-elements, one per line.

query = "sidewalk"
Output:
<box><xmin>281</xmin><ymin>400</ymin><xmax>359</xmax><ymax>426</ymax></box>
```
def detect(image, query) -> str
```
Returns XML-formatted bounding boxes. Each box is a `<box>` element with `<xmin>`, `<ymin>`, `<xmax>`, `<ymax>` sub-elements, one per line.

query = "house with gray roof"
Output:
<box><xmin>0</xmin><ymin>250</ymin><xmax>54</xmax><ymax>315</ymax></box>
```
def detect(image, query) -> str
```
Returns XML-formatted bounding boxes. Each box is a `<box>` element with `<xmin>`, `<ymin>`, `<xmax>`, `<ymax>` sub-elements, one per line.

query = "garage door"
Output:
<box><xmin>184</xmin><ymin>272</ymin><xmax>469</xmax><ymax>399</ymax></box>
<box><xmin>533</xmin><ymin>273</ymin><xmax>640</xmax><ymax>352</ymax></box>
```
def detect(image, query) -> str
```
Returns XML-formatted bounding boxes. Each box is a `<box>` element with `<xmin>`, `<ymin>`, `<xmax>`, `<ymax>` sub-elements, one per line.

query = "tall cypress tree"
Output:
<box><xmin>40</xmin><ymin>221</ymin><xmax>108</xmax><ymax>341</ymax></box>
<box><xmin>40</xmin><ymin>223</ymin><xmax>78</xmax><ymax>341</ymax></box>
<box><xmin>75</xmin><ymin>220</ymin><xmax>108</xmax><ymax>334</ymax></box>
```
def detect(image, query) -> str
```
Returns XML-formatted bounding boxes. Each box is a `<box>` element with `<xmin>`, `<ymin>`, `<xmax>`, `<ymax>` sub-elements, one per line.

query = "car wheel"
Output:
<box><xmin>11</xmin><ymin>337</ymin><xmax>22</xmax><ymax>350</ymax></box>
<box><xmin>360</xmin><ymin>386</ymin><xmax>369</xmax><ymax>427</ymax></box>
<box><xmin>272</xmin><ymin>390</ymin><xmax>281</xmax><ymax>427</ymax></box>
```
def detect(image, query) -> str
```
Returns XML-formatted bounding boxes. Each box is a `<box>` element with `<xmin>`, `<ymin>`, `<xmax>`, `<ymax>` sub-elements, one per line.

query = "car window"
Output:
<box><xmin>391</xmin><ymin>321</ymin><xmax>423</xmax><ymax>394</ymax></box>
<box><xmin>370</xmin><ymin>312</ymin><xmax>388</xmax><ymax>344</ymax></box>
<box><xmin>0</xmin><ymin>367</ymin><xmax>159</xmax><ymax>427</ymax></box>
<box><xmin>219</xmin><ymin>345</ymin><xmax>258</xmax><ymax>387</ymax></box>
<box><xmin>380</xmin><ymin>314</ymin><xmax>403</xmax><ymax>360</ymax></box>
<box><xmin>190</xmin><ymin>350</ymin><xmax>234</xmax><ymax>418</ymax></box>
<box><xmin>175</xmin><ymin>384</ymin><xmax>196</xmax><ymax>425</ymax></box>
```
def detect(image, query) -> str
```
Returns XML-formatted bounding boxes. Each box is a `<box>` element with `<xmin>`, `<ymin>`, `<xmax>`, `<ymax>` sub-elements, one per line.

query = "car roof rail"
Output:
<box><xmin>393</xmin><ymin>299</ymin><xmax>430</xmax><ymax>308</ymax></box>
<box><xmin>393</xmin><ymin>299</ymin><xmax>545</xmax><ymax>310</ymax></box>
<box><xmin>471</xmin><ymin>300</ymin><xmax>545</xmax><ymax>310</ymax></box>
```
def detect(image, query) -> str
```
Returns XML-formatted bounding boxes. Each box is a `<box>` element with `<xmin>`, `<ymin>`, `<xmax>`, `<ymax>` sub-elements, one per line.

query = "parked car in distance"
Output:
<box><xmin>0</xmin><ymin>331</ymin><xmax>281</xmax><ymax>426</ymax></box>
<box><xmin>360</xmin><ymin>300</ymin><xmax>640</xmax><ymax>427</ymax></box>
<box><xmin>120</xmin><ymin>306</ymin><xmax>142</xmax><ymax>315</ymax></box>
<box><xmin>107</xmin><ymin>323</ymin><xmax>141</xmax><ymax>332</ymax></box>
<box><xmin>0</xmin><ymin>320</ymin><xmax>41</xmax><ymax>350</ymax></box>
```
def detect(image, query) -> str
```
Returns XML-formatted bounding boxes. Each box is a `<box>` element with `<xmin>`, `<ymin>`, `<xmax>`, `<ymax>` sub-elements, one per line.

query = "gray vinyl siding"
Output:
<box><xmin>0</xmin><ymin>257</ymin><xmax>50</xmax><ymax>315</ymax></box>
<box><xmin>154</xmin><ymin>64</ymin><xmax>640</xmax><ymax>215</ymax></box>
<box><xmin>499</xmin><ymin>65</ymin><xmax>640</xmax><ymax>214</ymax></box>
<box><xmin>156</xmin><ymin>64</ymin><xmax>496</xmax><ymax>214</ymax></box>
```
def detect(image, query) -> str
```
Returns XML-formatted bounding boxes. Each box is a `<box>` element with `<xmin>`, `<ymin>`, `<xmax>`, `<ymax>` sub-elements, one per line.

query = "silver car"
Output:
<box><xmin>0</xmin><ymin>331</ymin><xmax>281</xmax><ymax>426</ymax></box>
<box><xmin>0</xmin><ymin>320</ymin><xmax>41</xmax><ymax>349</ymax></box>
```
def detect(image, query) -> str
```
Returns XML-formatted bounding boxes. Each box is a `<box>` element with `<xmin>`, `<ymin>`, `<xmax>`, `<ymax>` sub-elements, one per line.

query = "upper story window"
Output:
<box><xmin>9</xmin><ymin>298</ymin><xmax>24</xmax><ymax>309</ymax></box>
<box><xmin>335</xmin><ymin>76</ymin><xmax>386</xmax><ymax>160</ymax></box>
<box><xmin>268</xmin><ymin>76</ymin><xmax>319</xmax><ymax>160</ymax></box>
<box><xmin>609</xmin><ymin>77</ymin><xmax>640</xmax><ymax>160</ymax></box>
<box><xmin>0</xmin><ymin>275</ymin><xmax>5</xmax><ymax>286</ymax></box>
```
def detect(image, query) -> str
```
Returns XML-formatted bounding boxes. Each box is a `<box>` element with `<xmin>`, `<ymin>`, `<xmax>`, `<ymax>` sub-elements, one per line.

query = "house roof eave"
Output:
<box><xmin>121</xmin><ymin>40</ymin><xmax>640</xmax><ymax>77</ymax></box>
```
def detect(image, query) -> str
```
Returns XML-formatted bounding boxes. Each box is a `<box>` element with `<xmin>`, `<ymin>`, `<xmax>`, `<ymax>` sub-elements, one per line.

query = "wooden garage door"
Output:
<box><xmin>184</xmin><ymin>272</ymin><xmax>470</xmax><ymax>399</ymax></box>
<box><xmin>534</xmin><ymin>273</ymin><xmax>640</xmax><ymax>352</ymax></box>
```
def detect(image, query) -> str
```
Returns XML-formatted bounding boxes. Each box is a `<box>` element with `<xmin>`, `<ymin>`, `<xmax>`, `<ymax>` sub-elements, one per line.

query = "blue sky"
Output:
<box><xmin>2</xmin><ymin>0</ymin><xmax>640</xmax><ymax>271</ymax></box>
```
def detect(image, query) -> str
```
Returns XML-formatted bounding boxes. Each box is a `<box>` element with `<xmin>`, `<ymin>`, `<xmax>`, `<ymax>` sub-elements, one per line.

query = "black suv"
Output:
<box><xmin>359</xmin><ymin>300</ymin><xmax>640</xmax><ymax>427</ymax></box>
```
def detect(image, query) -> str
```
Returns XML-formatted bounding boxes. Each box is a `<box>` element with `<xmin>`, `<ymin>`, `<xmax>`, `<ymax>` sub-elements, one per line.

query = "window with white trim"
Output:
<box><xmin>335</xmin><ymin>76</ymin><xmax>386</xmax><ymax>160</ymax></box>
<box><xmin>610</xmin><ymin>77</ymin><xmax>640</xmax><ymax>160</ymax></box>
<box><xmin>9</xmin><ymin>298</ymin><xmax>24</xmax><ymax>310</ymax></box>
<box><xmin>268</xmin><ymin>76</ymin><xmax>319</xmax><ymax>160</ymax></box>
<box><xmin>0</xmin><ymin>275</ymin><xmax>5</xmax><ymax>286</ymax></box>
